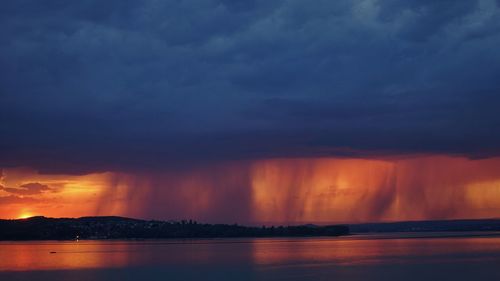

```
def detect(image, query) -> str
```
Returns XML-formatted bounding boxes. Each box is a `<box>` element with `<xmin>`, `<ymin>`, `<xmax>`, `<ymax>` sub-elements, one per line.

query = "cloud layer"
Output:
<box><xmin>1</xmin><ymin>0</ymin><xmax>500</xmax><ymax>173</ymax></box>
<box><xmin>0</xmin><ymin>182</ymin><xmax>53</xmax><ymax>196</ymax></box>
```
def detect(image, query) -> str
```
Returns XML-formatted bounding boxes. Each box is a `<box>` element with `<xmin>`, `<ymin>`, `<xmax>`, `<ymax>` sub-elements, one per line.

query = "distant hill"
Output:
<box><xmin>0</xmin><ymin>216</ymin><xmax>349</xmax><ymax>241</ymax></box>
<box><xmin>349</xmin><ymin>219</ymin><xmax>500</xmax><ymax>233</ymax></box>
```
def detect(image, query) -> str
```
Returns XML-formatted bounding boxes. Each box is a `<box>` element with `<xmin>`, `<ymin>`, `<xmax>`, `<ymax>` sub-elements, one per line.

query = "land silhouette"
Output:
<box><xmin>2</xmin><ymin>216</ymin><xmax>500</xmax><ymax>241</ymax></box>
<box><xmin>0</xmin><ymin>216</ymin><xmax>349</xmax><ymax>240</ymax></box>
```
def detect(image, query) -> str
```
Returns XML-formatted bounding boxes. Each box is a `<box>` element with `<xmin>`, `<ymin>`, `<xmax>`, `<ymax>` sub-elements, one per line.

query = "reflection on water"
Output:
<box><xmin>0</xmin><ymin>241</ymin><xmax>130</xmax><ymax>271</ymax></box>
<box><xmin>1</xmin><ymin>233</ymin><xmax>500</xmax><ymax>280</ymax></box>
<box><xmin>0</xmin><ymin>240</ymin><xmax>257</xmax><ymax>271</ymax></box>
<box><xmin>252</xmin><ymin>234</ymin><xmax>500</xmax><ymax>266</ymax></box>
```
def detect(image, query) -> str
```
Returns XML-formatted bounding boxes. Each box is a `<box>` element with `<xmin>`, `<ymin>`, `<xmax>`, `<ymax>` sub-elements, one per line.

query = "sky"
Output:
<box><xmin>1</xmin><ymin>0</ymin><xmax>500</xmax><ymax>223</ymax></box>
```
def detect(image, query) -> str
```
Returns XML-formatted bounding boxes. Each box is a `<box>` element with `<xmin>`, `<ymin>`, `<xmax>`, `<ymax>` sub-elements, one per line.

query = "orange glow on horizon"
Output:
<box><xmin>0</xmin><ymin>169</ymin><xmax>116</xmax><ymax>219</ymax></box>
<box><xmin>1</xmin><ymin>155</ymin><xmax>500</xmax><ymax>223</ymax></box>
<box><xmin>17</xmin><ymin>211</ymin><xmax>34</xmax><ymax>219</ymax></box>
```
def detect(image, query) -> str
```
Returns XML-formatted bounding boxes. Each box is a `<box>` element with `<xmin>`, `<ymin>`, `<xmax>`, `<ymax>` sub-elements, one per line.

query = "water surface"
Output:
<box><xmin>1</xmin><ymin>233</ymin><xmax>499</xmax><ymax>280</ymax></box>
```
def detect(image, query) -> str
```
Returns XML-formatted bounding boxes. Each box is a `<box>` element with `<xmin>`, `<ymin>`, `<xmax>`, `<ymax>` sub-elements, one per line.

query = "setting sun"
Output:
<box><xmin>17</xmin><ymin>212</ymin><xmax>34</xmax><ymax>219</ymax></box>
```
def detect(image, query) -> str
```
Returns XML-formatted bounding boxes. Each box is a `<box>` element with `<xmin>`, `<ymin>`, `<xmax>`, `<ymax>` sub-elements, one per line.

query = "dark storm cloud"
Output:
<box><xmin>377</xmin><ymin>0</ymin><xmax>479</xmax><ymax>41</ymax></box>
<box><xmin>1</xmin><ymin>0</ymin><xmax>500</xmax><ymax>173</ymax></box>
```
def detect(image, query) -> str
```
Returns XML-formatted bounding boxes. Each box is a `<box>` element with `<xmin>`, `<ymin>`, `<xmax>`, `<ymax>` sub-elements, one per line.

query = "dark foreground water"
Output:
<box><xmin>1</xmin><ymin>232</ymin><xmax>500</xmax><ymax>281</ymax></box>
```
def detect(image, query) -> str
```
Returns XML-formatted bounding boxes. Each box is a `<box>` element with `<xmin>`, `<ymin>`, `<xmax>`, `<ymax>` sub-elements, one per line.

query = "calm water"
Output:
<box><xmin>1</xmin><ymin>233</ymin><xmax>500</xmax><ymax>280</ymax></box>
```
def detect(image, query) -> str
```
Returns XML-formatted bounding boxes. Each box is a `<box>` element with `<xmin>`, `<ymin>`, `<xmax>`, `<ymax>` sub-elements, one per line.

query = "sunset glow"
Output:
<box><xmin>16</xmin><ymin>212</ymin><xmax>33</xmax><ymax>219</ymax></box>
<box><xmin>2</xmin><ymin>156</ymin><xmax>500</xmax><ymax>223</ymax></box>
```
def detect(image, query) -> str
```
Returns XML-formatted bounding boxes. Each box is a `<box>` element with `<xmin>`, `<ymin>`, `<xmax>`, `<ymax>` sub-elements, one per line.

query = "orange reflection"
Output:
<box><xmin>0</xmin><ymin>241</ymin><xmax>132</xmax><ymax>271</ymax></box>
<box><xmin>251</xmin><ymin>236</ymin><xmax>500</xmax><ymax>266</ymax></box>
